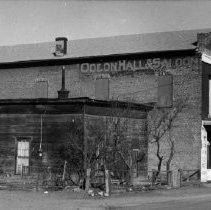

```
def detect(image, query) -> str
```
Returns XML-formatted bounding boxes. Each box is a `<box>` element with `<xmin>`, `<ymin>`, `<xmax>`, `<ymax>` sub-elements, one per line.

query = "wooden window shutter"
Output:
<box><xmin>158</xmin><ymin>75</ymin><xmax>173</xmax><ymax>108</ymax></box>
<box><xmin>35</xmin><ymin>81</ymin><xmax>48</xmax><ymax>98</ymax></box>
<box><xmin>95</xmin><ymin>78</ymin><xmax>109</xmax><ymax>100</ymax></box>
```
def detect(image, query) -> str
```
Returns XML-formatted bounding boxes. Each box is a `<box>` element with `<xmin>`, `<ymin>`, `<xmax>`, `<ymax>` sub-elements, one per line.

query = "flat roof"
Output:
<box><xmin>0</xmin><ymin>97</ymin><xmax>153</xmax><ymax>111</ymax></box>
<box><xmin>0</xmin><ymin>29</ymin><xmax>211</xmax><ymax>65</ymax></box>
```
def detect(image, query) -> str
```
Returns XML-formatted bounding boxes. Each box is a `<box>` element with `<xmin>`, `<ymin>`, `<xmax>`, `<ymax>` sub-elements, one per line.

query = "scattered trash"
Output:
<box><xmin>98</xmin><ymin>191</ymin><xmax>104</xmax><ymax>196</ymax></box>
<box><xmin>73</xmin><ymin>187</ymin><xmax>81</xmax><ymax>192</ymax></box>
<box><xmin>64</xmin><ymin>185</ymin><xmax>72</xmax><ymax>190</ymax></box>
<box><xmin>128</xmin><ymin>188</ymin><xmax>133</xmax><ymax>192</ymax></box>
<box><xmin>88</xmin><ymin>189</ymin><xmax>93</xmax><ymax>194</ymax></box>
<box><xmin>104</xmin><ymin>192</ymin><xmax>109</xmax><ymax>197</ymax></box>
<box><xmin>88</xmin><ymin>189</ymin><xmax>94</xmax><ymax>197</ymax></box>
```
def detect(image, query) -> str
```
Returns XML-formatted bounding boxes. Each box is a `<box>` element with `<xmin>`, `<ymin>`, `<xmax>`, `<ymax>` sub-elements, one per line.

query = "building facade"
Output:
<box><xmin>0</xmin><ymin>29</ymin><xmax>209</xmax><ymax>184</ymax></box>
<box><xmin>0</xmin><ymin>98</ymin><xmax>149</xmax><ymax>186</ymax></box>
<box><xmin>198</xmin><ymin>32</ymin><xmax>211</xmax><ymax>182</ymax></box>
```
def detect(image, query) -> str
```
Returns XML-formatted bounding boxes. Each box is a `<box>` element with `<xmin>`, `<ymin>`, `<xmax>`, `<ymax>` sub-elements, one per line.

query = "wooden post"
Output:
<box><xmin>172</xmin><ymin>166</ymin><xmax>179</xmax><ymax>187</ymax></box>
<box><xmin>167</xmin><ymin>171</ymin><xmax>172</xmax><ymax>187</ymax></box>
<box><xmin>21</xmin><ymin>165</ymin><xmax>23</xmax><ymax>179</ymax></box>
<box><xmin>105</xmin><ymin>169</ymin><xmax>110</xmax><ymax>196</ymax></box>
<box><xmin>83</xmin><ymin>106</ymin><xmax>88</xmax><ymax>185</ymax></box>
<box><xmin>62</xmin><ymin>160</ymin><xmax>67</xmax><ymax>181</ymax></box>
<box><xmin>85</xmin><ymin>168</ymin><xmax>91</xmax><ymax>191</ymax></box>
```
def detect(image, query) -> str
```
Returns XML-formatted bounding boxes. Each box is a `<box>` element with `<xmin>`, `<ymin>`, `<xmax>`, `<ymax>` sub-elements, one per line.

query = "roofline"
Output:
<box><xmin>0</xmin><ymin>48</ymin><xmax>197</xmax><ymax>69</ymax></box>
<box><xmin>0</xmin><ymin>97</ymin><xmax>153</xmax><ymax>111</ymax></box>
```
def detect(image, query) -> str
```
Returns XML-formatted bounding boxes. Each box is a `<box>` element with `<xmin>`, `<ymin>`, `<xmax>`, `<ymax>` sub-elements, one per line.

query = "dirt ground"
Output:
<box><xmin>1</xmin><ymin>184</ymin><xmax>211</xmax><ymax>210</ymax></box>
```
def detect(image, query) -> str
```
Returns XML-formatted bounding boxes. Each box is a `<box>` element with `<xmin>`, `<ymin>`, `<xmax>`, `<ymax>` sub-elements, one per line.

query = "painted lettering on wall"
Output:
<box><xmin>80</xmin><ymin>57</ymin><xmax>199</xmax><ymax>74</ymax></box>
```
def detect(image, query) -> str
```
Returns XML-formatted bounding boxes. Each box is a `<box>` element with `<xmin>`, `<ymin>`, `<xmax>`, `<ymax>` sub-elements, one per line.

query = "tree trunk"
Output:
<box><xmin>156</xmin><ymin>140</ymin><xmax>163</xmax><ymax>179</ymax></box>
<box><xmin>166</xmin><ymin>141</ymin><xmax>174</xmax><ymax>172</ymax></box>
<box><xmin>166</xmin><ymin>127</ymin><xmax>174</xmax><ymax>186</ymax></box>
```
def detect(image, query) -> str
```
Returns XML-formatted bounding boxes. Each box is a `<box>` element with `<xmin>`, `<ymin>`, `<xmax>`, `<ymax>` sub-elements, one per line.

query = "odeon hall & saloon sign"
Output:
<box><xmin>80</xmin><ymin>57</ymin><xmax>199</xmax><ymax>74</ymax></box>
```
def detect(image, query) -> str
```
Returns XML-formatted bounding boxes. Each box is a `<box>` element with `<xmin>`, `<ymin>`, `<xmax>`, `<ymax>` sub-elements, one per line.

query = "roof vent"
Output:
<box><xmin>54</xmin><ymin>37</ymin><xmax>68</xmax><ymax>57</ymax></box>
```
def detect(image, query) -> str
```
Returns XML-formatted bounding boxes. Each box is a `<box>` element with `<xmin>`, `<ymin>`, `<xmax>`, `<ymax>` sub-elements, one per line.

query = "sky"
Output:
<box><xmin>1</xmin><ymin>0</ymin><xmax>211</xmax><ymax>46</ymax></box>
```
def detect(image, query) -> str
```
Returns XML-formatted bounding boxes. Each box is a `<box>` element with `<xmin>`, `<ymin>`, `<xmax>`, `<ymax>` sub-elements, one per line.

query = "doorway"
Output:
<box><xmin>15</xmin><ymin>137</ymin><xmax>30</xmax><ymax>175</ymax></box>
<box><xmin>203</xmin><ymin>124</ymin><xmax>211</xmax><ymax>181</ymax></box>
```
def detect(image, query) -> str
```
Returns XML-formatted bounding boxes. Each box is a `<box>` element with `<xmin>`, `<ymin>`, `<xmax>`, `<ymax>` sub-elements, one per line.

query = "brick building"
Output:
<box><xmin>0</xmin><ymin>29</ymin><xmax>210</xmax><ymax>184</ymax></box>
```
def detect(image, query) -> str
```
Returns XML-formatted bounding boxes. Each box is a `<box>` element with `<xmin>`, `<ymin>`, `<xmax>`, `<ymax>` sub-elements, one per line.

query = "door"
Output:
<box><xmin>207</xmin><ymin>137</ymin><xmax>211</xmax><ymax>180</ymax></box>
<box><xmin>201</xmin><ymin>125</ymin><xmax>208</xmax><ymax>181</ymax></box>
<box><xmin>16</xmin><ymin>140</ymin><xmax>30</xmax><ymax>175</ymax></box>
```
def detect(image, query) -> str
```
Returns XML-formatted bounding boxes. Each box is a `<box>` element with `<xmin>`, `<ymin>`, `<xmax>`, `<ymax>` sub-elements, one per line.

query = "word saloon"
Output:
<box><xmin>80</xmin><ymin>57</ymin><xmax>199</xmax><ymax>74</ymax></box>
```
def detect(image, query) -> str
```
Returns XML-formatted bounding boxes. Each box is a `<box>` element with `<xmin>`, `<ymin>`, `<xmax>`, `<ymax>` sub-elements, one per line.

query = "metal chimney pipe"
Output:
<box><xmin>54</xmin><ymin>37</ymin><xmax>68</xmax><ymax>56</ymax></box>
<box><xmin>58</xmin><ymin>66</ymin><xmax>69</xmax><ymax>99</ymax></box>
<box><xmin>61</xmin><ymin>66</ymin><xmax>65</xmax><ymax>90</ymax></box>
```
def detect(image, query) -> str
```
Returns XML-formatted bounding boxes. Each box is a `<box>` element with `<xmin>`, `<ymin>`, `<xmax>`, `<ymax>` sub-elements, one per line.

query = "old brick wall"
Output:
<box><xmin>148</xmin><ymin>55</ymin><xmax>202</xmax><ymax>171</ymax></box>
<box><xmin>0</xmin><ymin>53</ymin><xmax>202</xmax><ymax>173</ymax></box>
<box><xmin>0</xmin><ymin>112</ymin><xmax>83</xmax><ymax>175</ymax></box>
<box><xmin>0</xmin><ymin>65</ymin><xmax>91</xmax><ymax>99</ymax></box>
<box><xmin>79</xmin><ymin>55</ymin><xmax>202</xmax><ymax>171</ymax></box>
<box><xmin>0</xmin><ymin>63</ymin><xmax>157</xmax><ymax>102</ymax></box>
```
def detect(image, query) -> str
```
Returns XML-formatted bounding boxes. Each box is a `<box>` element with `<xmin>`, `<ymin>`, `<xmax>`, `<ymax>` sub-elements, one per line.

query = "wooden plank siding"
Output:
<box><xmin>0</xmin><ymin>99</ymin><xmax>149</xmax><ymax>188</ymax></box>
<box><xmin>0</xmin><ymin>113</ymin><xmax>83</xmax><ymax>175</ymax></box>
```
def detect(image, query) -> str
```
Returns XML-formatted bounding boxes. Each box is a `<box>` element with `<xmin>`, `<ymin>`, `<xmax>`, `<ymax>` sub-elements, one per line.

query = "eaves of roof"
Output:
<box><xmin>0</xmin><ymin>28</ymin><xmax>210</xmax><ymax>65</ymax></box>
<box><xmin>0</xmin><ymin>97</ymin><xmax>152</xmax><ymax>111</ymax></box>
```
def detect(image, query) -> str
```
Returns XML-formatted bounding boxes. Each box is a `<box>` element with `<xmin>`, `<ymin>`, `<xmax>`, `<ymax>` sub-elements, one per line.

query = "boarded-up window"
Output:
<box><xmin>158</xmin><ymin>75</ymin><xmax>173</xmax><ymax>107</ymax></box>
<box><xmin>131</xmin><ymin>138</ymin><xmax>139</xmax><ymax>150</ymax></box>
<box><xmin>35</xmin><ymin>81</ymin><xmax>48</xmax><ymax>98</ymax></box>
<box><xmin>16</xmin><ymin>137</ymin><xmax>30</xmax><ymax>175</ymax></box>
<box><xmin>95</xmin><ymin>78</ymin><xmax>109</xmax><ymax>100</ymax></box>
<box><xmin>202</xmin><ymin>62</ymin><xmax>211</xmax><ymax>119</ymax></box>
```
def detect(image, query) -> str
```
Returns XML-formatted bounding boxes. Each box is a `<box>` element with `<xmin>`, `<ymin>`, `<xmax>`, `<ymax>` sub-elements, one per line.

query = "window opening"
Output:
<box><xmin>16</xmin><ymin>137</ymin><xmax>31</xmax><ymax>175</ymax></box>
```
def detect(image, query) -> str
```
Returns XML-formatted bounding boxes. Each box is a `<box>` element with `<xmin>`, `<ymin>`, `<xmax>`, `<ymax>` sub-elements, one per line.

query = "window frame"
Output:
<box><xmin>14</xmin><ymin>136</ymin><xmax>32</xmax><ymax>175</ymax></box>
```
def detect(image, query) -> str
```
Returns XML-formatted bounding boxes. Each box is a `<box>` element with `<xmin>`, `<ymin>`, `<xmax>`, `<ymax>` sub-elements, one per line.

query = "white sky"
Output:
<box><xmin>1</xmin><ymin>0</ymin><xmax>211</xmax><ymax>46</ymax></box>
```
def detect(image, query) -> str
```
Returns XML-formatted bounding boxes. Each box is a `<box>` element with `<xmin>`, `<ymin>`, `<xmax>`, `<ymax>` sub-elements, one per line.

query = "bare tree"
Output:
<box><xmin>104</xmin><ymin>100</ymin><xmax>147</xmax><ymax>185</ymax></box>
<box><xmin>57</xmin><ymin>118</ymin><xmax>107</xmax><ymax>189</ymax></box>
<box><xmin>57</xmin><ymin>119</ymin><xmax>84</xmax><ymax>185</ymax></box>
<box><xmin>148</xmin><ymin>98</ymin><xmax>187</xmax><ymax>179</ymax></box>
<box><xmin>58</xmin><ymin>100</ymin><xmax>147</xmax><ymax>189</ymax></box>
